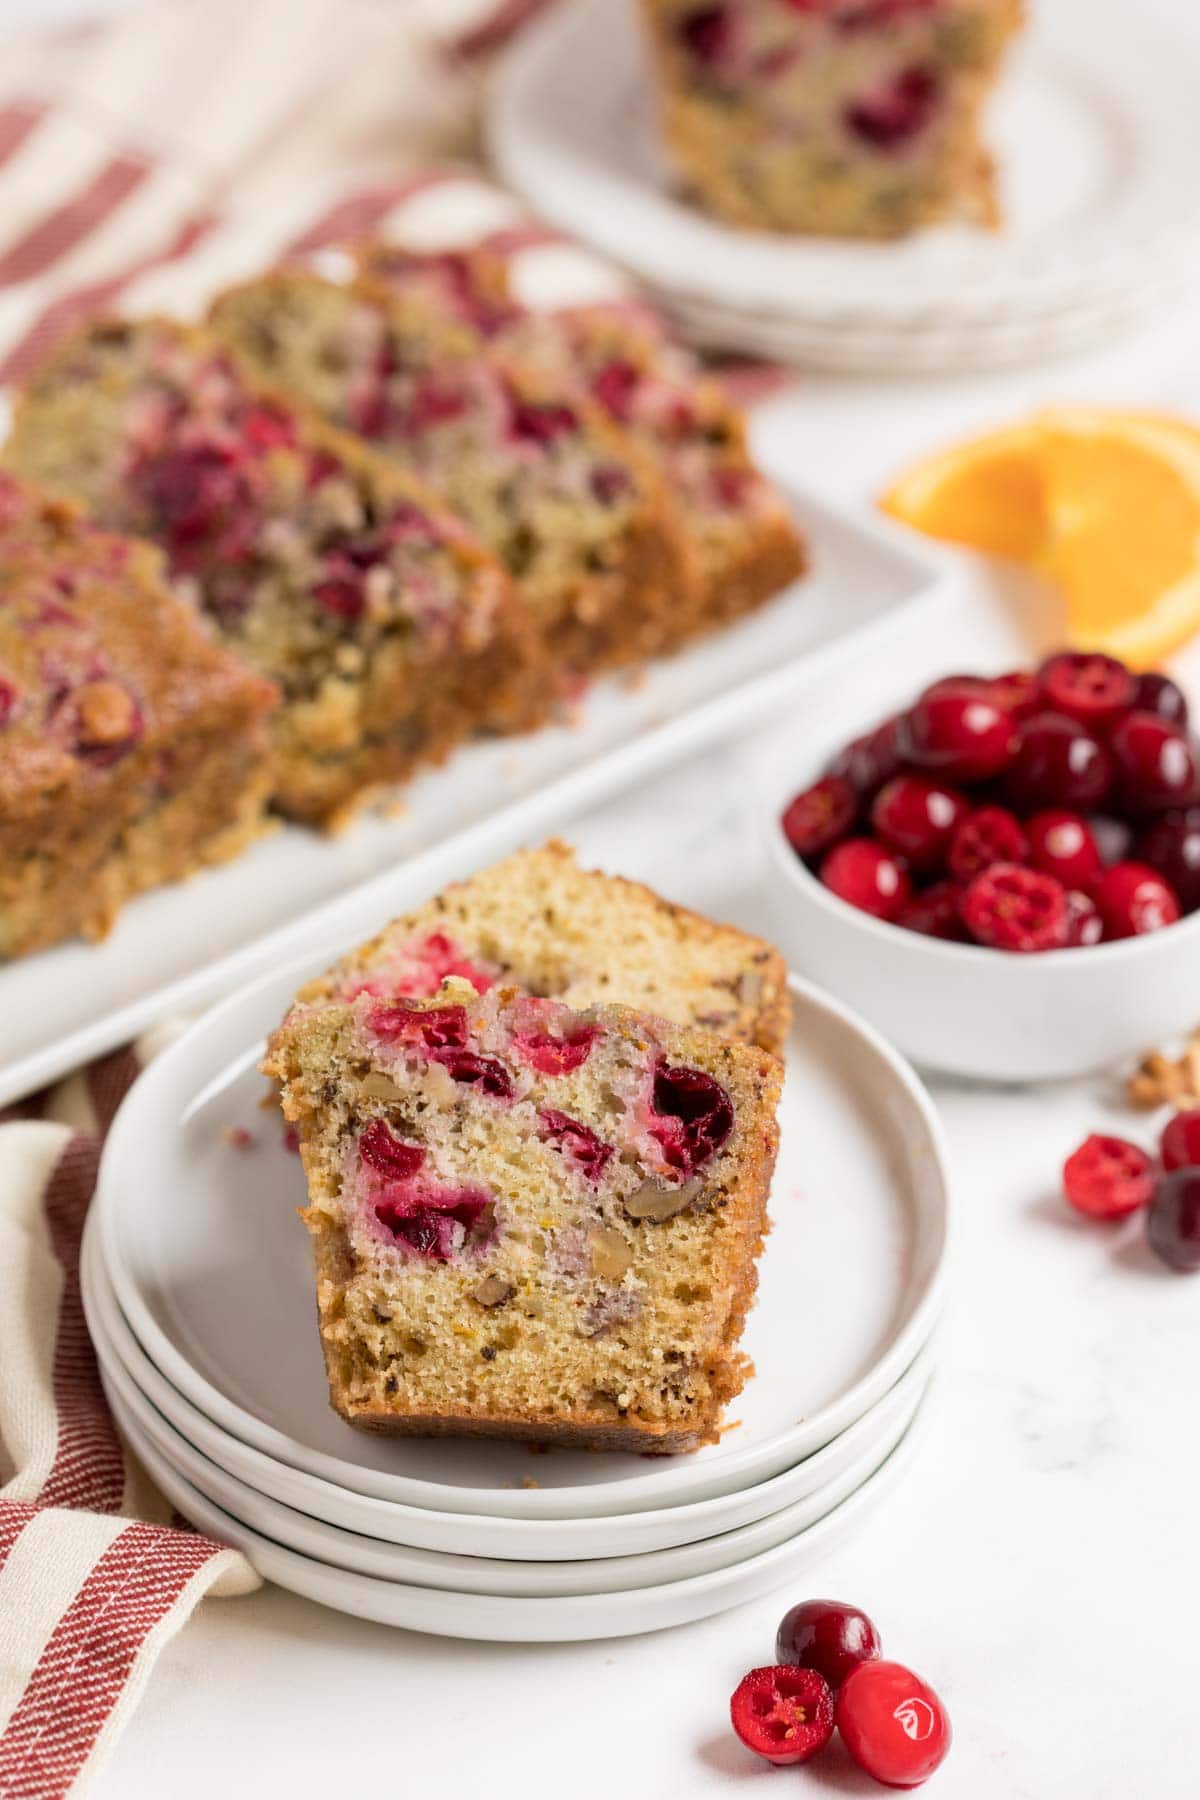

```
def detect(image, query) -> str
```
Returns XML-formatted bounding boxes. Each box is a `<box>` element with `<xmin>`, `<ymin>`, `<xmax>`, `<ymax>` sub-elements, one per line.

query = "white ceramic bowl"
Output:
<box><xmin>761</xmin><ymin>722</ymin><xmax>1200</xmax><ymax>1084</ymax></box>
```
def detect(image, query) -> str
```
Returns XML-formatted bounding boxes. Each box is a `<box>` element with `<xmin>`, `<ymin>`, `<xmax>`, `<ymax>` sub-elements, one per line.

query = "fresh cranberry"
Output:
<box><xmin>513</xmin><ymin>1025</ymin><xmax>600</xmax><ymax>1076</ymax></box>
<box><xmin>1062</xmin><ymin>1133</ymin><xmax>1154</xmax><ymax>1220</ymax></box>
<box><xmin>1026</xmin><ymin>810</ymin><xmax>1103</xmax><ymax>888</ymax></box>
<box><xmin>592</xmin><ymin>360</ymin><xmax>640</xmax><ymax>423</ymax></box>
<box><xmin>648</xmin><ymin>1062</ymin><xmax>734</xmax><ymax>1177</ymax></box>
<box><xmin>870</xmin><ymin>775</ymin><xmax>967</xmax><ymax>871</ymax></box>
<box><xmin>844</xmin><ymin>66</ymin><xmax>940</xmax><ymax>149</ymax></box>
<box><xmin>1161</xmin><ymin>1110</ymin><xmax>1200</xmax><ymax>1172</ymax></box>
<box><xmin>678</xmin><ymin>5</ymin><xmax>733</xmax><ymax>65</ymax></box>
<box><xmin>1147</xmin><ymin>1170</ymin><xmax>1200</xmax><ymax>1271</ymax></box>
<box><xmin>508</xmin><ymin>394</ymin><xmax>578</xmax><ymax>446</ymax></box>
<box><xmin>729</xmin><ymin>1666</ymin><xmax>834</xmax><ymax>1767</ymax></box>
<box><xmin>896</xmin><ymin>880</ymin><xmax>966</xmax><ymax>941</ymax></box>
<box><xmin>836</xmin><ymin>1660</ymin><xmax>951</xmax><ymax>1789</ymax></box>
<box><xmin>539</xmin><ymin>1109</ymin><xmax>613</xmax><ymax>1184</ymax></box>
<box><xmin>782</xmin><ymin>776</ymin><xmax>858</xmax><ymax>860</ymax></box>
<box><xmin>1003</xmin><ymin>713</ymin><xmax>1113</xmax><ymax>811</ymax></box>
<box><xmin>985</xmin><ymin>669</ymin><xmax>1040</xmax><ymax>718</ymax></box>
<box><xmin>359</xmin><ymin>1120</ymin><xmax>424</xmax><ymax>1180</ymax></box>
<box><xmin>1110</xmin><ymin>712</ymin><xmax>1200</xmax><ymax>812</ymax></box>
<box><xmin>947</xmin><ymin>806</ymin><xmax>1028</xmax><ymax>883</ymax></box>
<box><xmin>375</xmin><ymin>1186</ymin><xmax>492</xmax><ymax>1261</ymax></box>
<box><xmin>826</xmin><ymin>717</ymin><xmax>903</xmax><ymax>799</ymax></box>
<box><xmin>1091</xmin><ymin>862</ymin><xmax>1181</xmax><ymax>939</ymax></box>
<box><xmin>1133</xmin><ymin>671</ymin><xmax>1189</xmax><ymax>728</ymax></box>
<box><xmin>1135</xmin><ymin>810</ymin><xmax>1200</xmax><ymax>912</ymax></box>
<box><xmin>961</xmin><ymin>863</ymin><xmax>1069</xmax><ymax>952</ymax></box>
<box><xmin>820</xmin><ymin>838</ymin><xmax>911</xmax><ymax>921</ymax></box>
<box><xmin>1089</xmin><ymin>814</ymin><xmax>1134</xmax><ymax>867</ymax></box>
<box><xmin>776</xmin><ymin>1599</ymin><xmax>881</xmax><ymax>1689</ymax></box>
<box><xmin>899</xmin><ymin>683</ymin><xmax>1017</xmax><ymax>783</ymax></box>
<box><xmin>1036</xmin><ymin>651</ymin><xmax>1136</xmax><ymax>730</ymax></box>
<box><xmin>1064</xmin><ymin>888</ymin><xmax>1103</xmax><ymax>947</ymax></box>
<box><xmin>0</xmin><ymin>676</ymin><xmax>16</xmax><ymax>727</ymax></box>
<box><xmin>435</xmin><ymin>1049</ymin><xmax>515</xmax><ymax>1100</ymax></box>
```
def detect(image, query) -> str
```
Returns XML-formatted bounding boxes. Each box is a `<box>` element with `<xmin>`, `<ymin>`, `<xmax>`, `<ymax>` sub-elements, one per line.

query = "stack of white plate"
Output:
<box><xmin>490</xmin><ymin>0</ymin><xmax>1200</xmax><ymax>372</ymax></box>
<box><xmin>83</xmin><ymin>963</ymin><xmax>951</xmax><ymax>1642</ymax></box>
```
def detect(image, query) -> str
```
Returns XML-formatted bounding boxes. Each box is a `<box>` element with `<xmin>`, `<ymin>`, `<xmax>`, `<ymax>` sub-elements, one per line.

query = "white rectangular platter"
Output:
<box><xmin>0</xmin><ymin>484</ymin><xmax>948</xmax><ymax>1105</ymax></box>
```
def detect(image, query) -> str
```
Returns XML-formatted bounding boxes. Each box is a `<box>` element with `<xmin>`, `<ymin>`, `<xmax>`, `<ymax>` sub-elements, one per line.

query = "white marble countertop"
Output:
<box><xmin>5</xmin><ymin>0</ymin><xmax>1199</xmax><ymax>1792</ymax></box>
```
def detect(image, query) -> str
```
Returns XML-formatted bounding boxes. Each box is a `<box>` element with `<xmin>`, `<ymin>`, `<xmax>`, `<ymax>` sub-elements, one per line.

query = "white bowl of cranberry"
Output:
<box><xmin>763</xmin><ymin>653</ymin><xmax>1200</xmax><ymax>1082</ymax></box>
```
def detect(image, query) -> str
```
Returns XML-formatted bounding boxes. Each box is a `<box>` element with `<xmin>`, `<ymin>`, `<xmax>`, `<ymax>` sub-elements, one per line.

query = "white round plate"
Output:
<box><xmin>105</xmin><ymin>1381</ymin><xmax>928</xmax><ymax>1642</ymax></box>
<box><xmin>95</xmin><ymin>961</ymin><xmax>949</xmax><ymax>1521</ymax></box>
<box><xmin>97</xmin><ymin>1300</ymin><xmax>929</xmax><ymax>1598</ymax></box>
<box><xmin>83</xmin><ymin>1214</ymin><xmax>936</xmax><ymax>1561</ymax></box>
<box><xmin>490</xmin><ymin>0</ymin><xmax>1200</xmax><ymax>368</ymax></box>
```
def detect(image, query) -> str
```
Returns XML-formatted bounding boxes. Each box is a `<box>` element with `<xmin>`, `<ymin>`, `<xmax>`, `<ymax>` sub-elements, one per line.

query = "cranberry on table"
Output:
<box><xmin>1147</xmin><ymin>1170</ymin><xmax>1200</xmax><ymax>1272</ymax></box>
<box><xmin>1161</xmin><ymin>1110</ymin><xmax>1200</xmax><ymax>1172</ymax></box>
<box><xmin>899</xmin><ymin>681</ymin><xmax>1018</xmax><ymax>783</ymax></box>
<box><xmin>782</xmin><ymin>775</ymin><xmax>858</xmax><ymax>860</ymax></box>
<box><xmin>870</xmin><ymin>774</ymin><xmax>968</xmax><ymax>870</ymax></box>
<box><xmin>1003</xmin><ymin>713</ymin><xmax>1114</xmax><ymax>811</ymax></box>
<box><xmin>836</xmin><ymin>1660</ymin><xmax>952</xmax><ymax>1789</ymax></box>
<box><xmin>820</xmin><ymin>838</ymin><xmax>911</xmax><ymax>922</ymax></box>
<box><xmin>776</xmin><ymin>1599</ymin><xmax>882</xmax><ymax>1690</ymax></box>
<box><xmin>1109</xmin><ymin>712</ymin><xmax>1200</xmax><ymax>813</ymax></box>
<box><xmin>897</xmin><ymin>880</ymin><xmax>966</xmax><ymax>941</ymax></box>
<box><xmin>960</xmin><ymin>863</ymin><xmax>1069</xmax><ymax>952</ymax></box>
<box><xmin>1062</xmin><ymin>1134</ymin><xmax>1155</xmax><ymax>1220</ymax></box>
<box><xmin>729</xmin><ymin>1665</ymin><xmax>834</xmax><ymax>1766</ymax></box>
<box><xmin>1134</xmin><ymin>670</ymin><xmax>1190</xmax><ymax>728</ymax></box>
<box><xmin>1026</xmin><ymin>809</ymin><xmax>1103</xmax><ymax>889</ymax></box>
<box><xmin>1134</xmin><ymin>809</ymin><xmax>1200</xmax><ymax>913</ymax></box>
<box><xmin>1091</xmin><ymin>862</ymin><xmax>1181</xmax><ymax>939</ymax></box>
<box><xmin>1036</xmin><ymin>650</ymin><xmax>1136</xmax><ymax>730</ymax></box>
<box><xmin>947</xmin><ymin>805</ymin><xmax>1029</xmax><ymax>883</ymax></box>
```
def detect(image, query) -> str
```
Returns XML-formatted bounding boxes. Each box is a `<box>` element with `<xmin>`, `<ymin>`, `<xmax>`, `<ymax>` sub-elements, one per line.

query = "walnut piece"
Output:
<box><xmin>471</xmin><ymin>1275</ymin><xmax>513</xmax><ymax>1308</ymax></box>
<box><xmin>588</xmin><ymin>1226</ymin><xmax>632</xmax><ymax>1281</ymax></box>
<box><xmin>1127</xmin><ymin>1033</ymin><xmax>1200</xmax><ymax>1110</ymax></box>
<box><xmin>624</xmin><ymin>1175</ymin><xmax>704</xmax><ymax>1223</ymax></box>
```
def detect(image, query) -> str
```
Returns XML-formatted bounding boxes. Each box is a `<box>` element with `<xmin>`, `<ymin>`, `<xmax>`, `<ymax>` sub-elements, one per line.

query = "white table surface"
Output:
<box><xmin>6</xmin><ymin>0</ymin><xmax>1200</xmax><ymax>1794</ymax></box>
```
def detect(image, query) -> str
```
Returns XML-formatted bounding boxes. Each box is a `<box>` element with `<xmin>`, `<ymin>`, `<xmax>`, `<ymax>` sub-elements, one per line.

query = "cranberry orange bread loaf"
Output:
<box><xmin>4</xmin><ymin>318</ymin><xmax>544</xmax><ymax>826</ymax></box>
<box><xmin>361</xmin><ymin>245</ymin><xmax>806</xmax><ymax>648</ymax></box>
<box><xmin>639</xmin><ymin>0</ymin><xmax>1025</xmax><ymax>238</ymax></box>
<box><xmin>298</xmin><ymin>839</ymin><xmax>791</xmax><ymax>1055</ymax></box>
<box><xmin>0</xmin><ymin>474</ymin><xmax>276</xmax><ymax>957</ymax></box>
<box><xmin>265</xmin><ymin>980</ymin><xmax>783</xmax><ymax>1450</ymax></box>
<box><xmin>208</xmin><ymin>270</ymin><xmax>690</xmax><ymax>672</ymax></box>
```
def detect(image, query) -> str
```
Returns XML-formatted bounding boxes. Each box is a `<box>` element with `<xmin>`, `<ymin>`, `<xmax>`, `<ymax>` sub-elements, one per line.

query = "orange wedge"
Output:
<box><xmin>881</xmin><ymin>407</ymin><xmax>1200</xmax><ymax>670</ymax></box>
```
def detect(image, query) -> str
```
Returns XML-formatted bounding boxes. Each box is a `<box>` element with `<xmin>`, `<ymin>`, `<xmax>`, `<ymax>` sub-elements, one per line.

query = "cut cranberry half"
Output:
<box><xmin>1003</xmin><ymin>713</ymin><xmax>1113</xmax><ymax>811</ymax></box>
<box><xmin>1161</xmin><ymin>1110</ymin><xmax>1200</xmax><ymax>1173</ymax></box>
<box><xmin>820</xmin><ymin>838</ymin><xmax>911</xmax><ymax>922</ymax></box>
<box><xmin>1026</xmin><ymin>810</ymin><xmax>1103</xmax><ymax>889</ymax></box>
<box><xmin>836</xmin><ymin>1660</ymin><xmax>952</xmax><ymax>1789</ymax></box>
<box><xmin>1135</xmin><ymin>810</ymin><xmax>1200</xmax><ymax>912</ymax></box>
<box><xmin>729</xmin><ymin>1665</ymin><xmax>834</xmax><ymax>1767</ymax></box>
<box><xmin>358</xmin><ymin>1119</ymin><xmax>424</xmax><ymax>1180</ymax></box>
<box><xmin>1147</xmin><ymin>1170</ymin><xmax>1200</xmax><ymax>1272</ymax></box>
<box><xmin>375</xmin><ymin>1186</ymin><xmax>492</xmax><ymax>1261</ymax></box>
<box><xmin>896</xmin><ymin>880</ymin><xmax>966</xmax><ymax>941</ymax></box>
<box><xmin>782</xmin><ymin>775</ymin><xmax>858</xmax><ymax>860</ymax></box>
<box><xmin>514</xmin><ymin>1025</ymin><xmax>601</xmax><ymax>1077</ymax></box>
<box><xmin>507</xmin><ymin>394</ymin><xmax>578</xmax><ymax>446</ymax></box>
<box><xmin>1091</xmin><ymin>862</ymin><xmax>1181</xmax><ymax>940</ymax></box>
<box><xmin>539</xmin><ymin>1109</ymin><xmax>613</xmax><ymax>1184</ymax></box>
<box><xmin>367</xmin><ymin>1001</ymin><xmax>470</xmax><ymax>1050</ymax></box>
<box><xmin>1062</xmin><ymin>1133</ymin><xmax>1154</xmax><ymax>1220</ymax></box>
<box><xmin>1110</xmin><ymin>712</ymin><xmax>1200</xmax><ymax>813</ymax></box>
<box><xmin>435</xmin><ymin>1049</ymin><xmax>515</xmax><ymax>1100</ymax></box>
<box><xmin>1036</xmin><ymin>651</ymin><xmax>1136</xmax><ymax>730</ymax></box>
<box><xmin>133</xmin><ymin>440</ymin><xmax>262</xmax><ymax>572</ymax></box>
<box><xmin>592</xmin><ymin>360</ymin><xmax>640</xmax><ymax>423</ymax></box>
<box><xmin>678</xmin><ymin>4</ymin><xmax>733</xmax><ymax>65</ymax></box>
<box><xmin>961</xmin><ymin>863</ymin><xmax>1069</xmax><ymax>952</ymax></box>
<box><xmin>870</xmin><ymin>774</ymin><xmax>968</xmax><ymax>871</ymax></box>
<box><xmin>947</xmin><ymin>806</ymin><xmax>1029</xmax><ymax>883</ymax></box>
<box><xmin>844</xmin><ymin>66</ymin><xmax>940</xmax><ymax>149</ymax></box>
<box><xmin>648</xmin><ymin>1061</ymin><xmax>734</xmax><ymax>1178</ymax></box>
<box><xmin>899</xmin><ymin>682</ymin><xmax>1017</xmax><ymax>784</ymax></box>
<box><xmin>1134</xmin><ymin>671</ymin><xmax>1189</xmax><ymax>728</ymax></box>
<box><xmin>776</xmin><ymin>1599</ymin><xmax>882</xmax><ymax>1690</ymax></box>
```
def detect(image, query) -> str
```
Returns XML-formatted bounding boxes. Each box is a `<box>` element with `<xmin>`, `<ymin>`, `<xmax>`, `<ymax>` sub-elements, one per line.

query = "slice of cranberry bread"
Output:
<box><xmin>265</xmin><ymin>980</ymin><xmax>783</xmax><ymax>1451</ymax></box>
<box><xmin>0</xmin><ymin>474</ymin><xmax>276</xmax><ymax>957</ymax></box>
<box><xmin>208</xmin><ymin>270</ymin><xmax>690</xmax><ymax>673</ymax></box>
<box><xmin>4</xmin><ymin>318</ymin><xmax>545</xmax><ymax>827</ymax></box>
<box><xmin>640</xmin><ymin>0</ymin><xmax>1025</xmax><ymax>238</ymax></box>
<box><xmin>360</xmin><ymin>245</ymin><xmax>806</xmax><ymax>648</ymax></box>
<box><xmin>298</xmin><ymin>839</ymin><xmax>790</xmax><ymax>1055</ymax></box>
